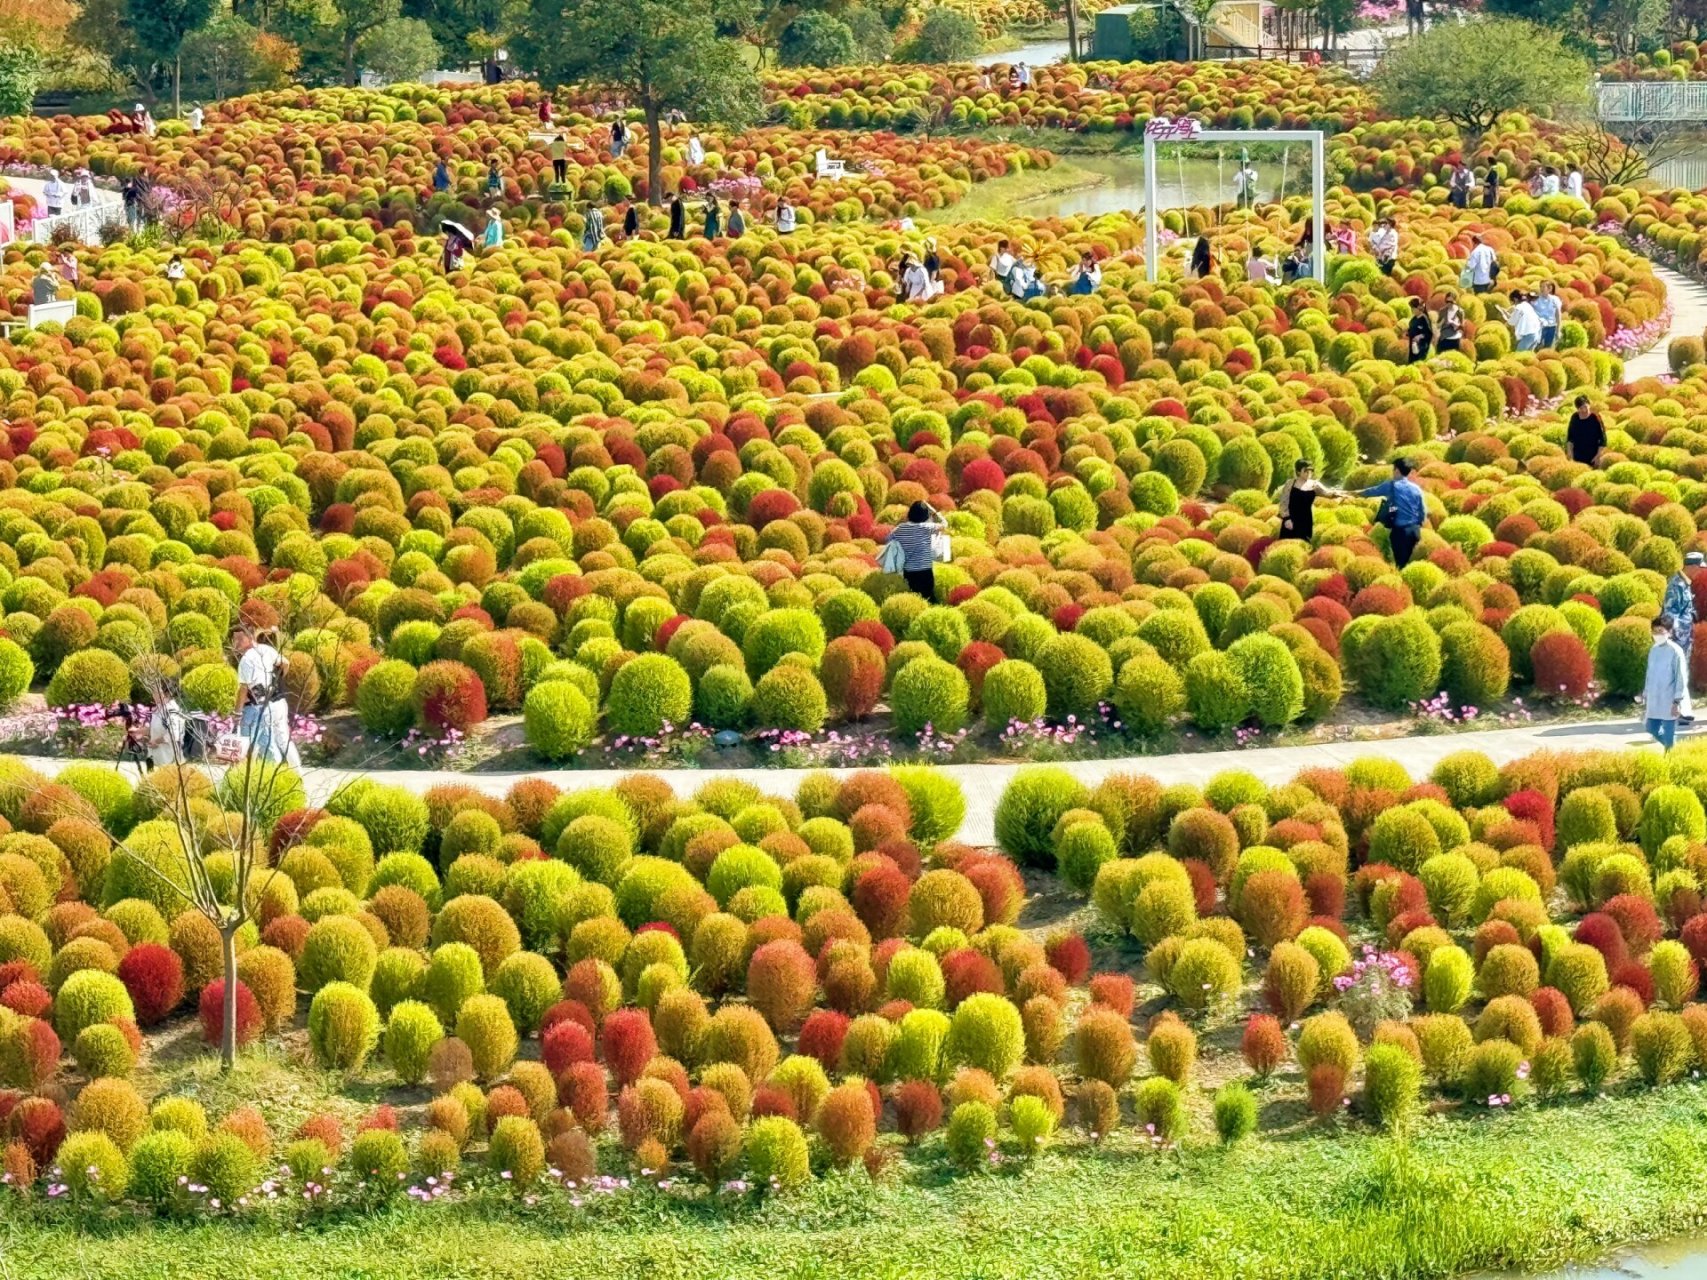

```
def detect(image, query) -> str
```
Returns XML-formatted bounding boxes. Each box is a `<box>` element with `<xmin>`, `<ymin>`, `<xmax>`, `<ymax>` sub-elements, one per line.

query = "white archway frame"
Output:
<box><xmin>1144</xmin><ymin>128</ymin><xmax>1327</xmax><ymax>286</ymax></box>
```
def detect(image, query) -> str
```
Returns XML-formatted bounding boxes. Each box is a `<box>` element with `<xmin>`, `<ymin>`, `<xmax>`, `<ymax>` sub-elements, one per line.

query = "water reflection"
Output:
<box><xmin>1017</xmin><ymin>153</ymin><xmax>1310</xmax><ymax>220</ymax></box>
<box><xmin>1479</xmin><ymin>1236</ymin><xmax>1707</xmax><ymax>1279</ymax></box>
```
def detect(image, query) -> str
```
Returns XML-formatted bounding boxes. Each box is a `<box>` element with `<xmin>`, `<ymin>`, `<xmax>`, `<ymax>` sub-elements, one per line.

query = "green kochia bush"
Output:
<box><xmin>606</xmin><ymin>654</ymin><xmax>693</xmax><ymax>736</ymax></box>
<box><xmin>308</xmin><ymin>981</ymin><xmax>380</xmax><ymax>1071</ymax></box>
<box><xmin>994</xmin><ymin>766</ymin><xmax>1088</xmax><ymax>867</ymax></box>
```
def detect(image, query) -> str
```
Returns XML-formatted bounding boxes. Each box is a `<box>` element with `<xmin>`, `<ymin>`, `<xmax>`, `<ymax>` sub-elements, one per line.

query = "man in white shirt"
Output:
<box><xmin>187</xmin><ymin>103</ymin><xmax>204</xmax><ymax>133</ymax></box>
<box><xmin>990</xmin><ymin>238</ymin><xmax>1016</xmax><ymax>284</ymax></box>
<box><xmin>42</xmin><ymin>169</ymin><xmax>65</xmax><ymax>216</ymax></box>
<box><xmin>1016</xmin><ymin>62</ymin><xmax>1031</xmax><ymax>87</ymax></box>
<box><xmin>1233</xmin><ymin>163</ymin><xmax>1258</xmax><ymax>208</ymax></box>
<box><xmin>687</xmin><ymin>134</ymin><xmax>704</xmax><ymax>166</ymax></box>
<box><xmin>1502</xmin><ymin>290</ymin><xmax>1543</xmax><ymax>351</ymax></box>
<box><xmin>1541</xmin><ymin>167</ymin><xmax>1561</xmax><ymax>196</ymax></box>
<box><xmin>1465</xmin><ymin>234</ymin><xmax>1497</xmax><ymax>294</ymax></box>
<box><xmin>775</xmin><ymin>198</ymin><xmax>796</xmax><ymax>234</ymax></box>
<box><xmin>1566</xmin><ymin>166</ymin><xmax>1584</xmax><ymax>200</ymax></box>
<box><xmin>234</xmin><ymin>630</ymin><xmax>298</xmax><ymax>765</ymax></box>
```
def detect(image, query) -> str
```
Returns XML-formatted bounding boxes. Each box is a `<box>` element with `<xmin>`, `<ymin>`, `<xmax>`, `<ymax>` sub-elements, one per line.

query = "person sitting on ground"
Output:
<box><xmin>1406</xmin><ymin>297</ymin><xmax>1433</xmax><ymax>363</ymax></box>
<box><xmin>990</xmin><ymin>238</ymin><xmax>1016</xmax><ymax>285</ymax></box>
<box><xmin>1368</xmin><ymin>216</ymin><xmax>1398</xmax><ymax>275</ymax></box>
<box><xmin>1357</xmin><ymin>456</ymin><xmax>1427</xmax><ymax>569</ymax></box>
<box><xmin>1567</xmin><ymin>395</ymin><xmax>1607</xmax><ymax>466</ymax></box>
<box><xmin>164</xmin><ymin>253</ymin><xmax>186</xmax><ymax>281</ymax></box>
<box><xmin>1066</xmin><ymin>250</ymin><xmax>1101</xmax><ymax>295</ymax></box>
<box><xmin>900</xmin><ymin>252</ymin><xmax>940</xmax><ymax>303</ymax></box>
<box><xmin>1006</xmin><ymin>252</ymin><xmax>1047</xmax><ymax>301</ymax></box>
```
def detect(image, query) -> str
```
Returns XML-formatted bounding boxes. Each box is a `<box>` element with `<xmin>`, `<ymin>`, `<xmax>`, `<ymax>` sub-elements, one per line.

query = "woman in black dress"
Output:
<box><xmin>1275</xmin><ymin>459</ymin><xmax>1333</xmax><ymax>541</ymax></box>
<box><xmin>623</xmin><ymin>202</ymin><xmax>641</xmax><ymax>239</ymax></box>
<box><xmin>668</xmin><ymin>192</ymin><xmax>686</xmax><ymax>239</ymax></box>
<box><xmin>1481</xmin><ymin>163</ymin><xmax>1500</xmax><ymax>209</ymax></box>
<box><xmin>1407</xmin><ymin>297</ymin><xmax>1434</xmax><ymax>363</ymax></box>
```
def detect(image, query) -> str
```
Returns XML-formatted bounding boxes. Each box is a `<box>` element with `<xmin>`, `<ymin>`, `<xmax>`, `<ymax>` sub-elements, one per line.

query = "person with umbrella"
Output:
<box><xmin>441</xmin><ymin>221</ymin><xmax>474</xmax><ymax>272</ymax></box>
<box><xmin>668</xmin><ymin>191</ymin><xmax>686</xmax><ymax>239</ymax></box>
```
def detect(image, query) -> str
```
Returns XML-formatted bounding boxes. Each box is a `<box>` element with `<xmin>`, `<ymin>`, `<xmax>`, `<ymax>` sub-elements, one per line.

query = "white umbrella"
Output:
<box><xmin>440</xmin><ymin>219</ymin><xmax>477</xmax><ymax>242</ymax></box>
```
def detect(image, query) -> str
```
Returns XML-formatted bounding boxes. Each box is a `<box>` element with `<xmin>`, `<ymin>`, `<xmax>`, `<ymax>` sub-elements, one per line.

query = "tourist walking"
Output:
<box><xmin>1567</xmin><ymin>395</ymin><xmax>1607</xmax><ymax>465</ymax></box>
<box><xmin>1190</xmin><ymin>234</ymin><xmax>1212</xmax><ymax>278</ymax></box>
<box><xmin>775</xmin><ymin>196</ymin><xmax>796</xmax><ymax>234</ymax></box>
<box><xmin>1464</xmin><ymin>234</ymin><xmax>1497</xmax><ymax>293</ymax></box>
<box><xmin>1233</xmin><ymin>159</ymin><xmax>1258</xmax><ymax>209</ymax></box>
<box><xmin>146</xmin><ymin>679</ymin><xmax>188</xmax><ymax>770</ymax></box>
<box><xmin>1567</xmin><ymin>164</ymin><xmax>1585</xmax><ymax>201</ymax></box>
<box><xmin>122</xmin><ymin>175</ymin><xmax>146</xmax><ymax>231</ymax></box>
<box><xmin>432</xmin><ymin>158</ymin><xmax>450</xmax><ymax>193</ymax></box>
<box><xmin>668</xmin><ymin>191</ymin><xmax>685</xmax><ymax>239</ymax></box>
<box><xmin>73</xmin><ymin>168</ymin><xmax>93</xmax><ymax>207</ymax></box>
<box><xmin>1482</xmin><ymin>163</ymin><xmax>1500</xmax><ymax>208</ymax></box>
<box><xmin>1358</xmin><ymin>456</ymin><xmax>1426</xmax><ymax>569</ymax></box>
<box><xmin>884</xmin><ymin>501</ymin><xmax>949</xmax><ymax>601</ymax></box>
<box><xmin>703</xmin><ymin>192</ymin><xmax>721</xmax><ymax>238</ymax></box>
<box><xmin>1534</xmin><ymin>280</ymin><xmax>1561</xmax><ymax>348</ymax></box>
<box><xmin>1645</xmin><ymin>614</ymin><xmax>1688</xmax><ymax>751</ymax></box>
<box><xmin>623</xmin><ymin>202</ymin><xmax>641</xmax><ymax>238</ymax></box>
<box><xmin>482</xmin><ymin>207</ymin><xmax>503</xmax><ymax>250</ymax></box>
<box><xmin>42</xmin><ymin>169</ymin><xmax>65</xmax><ymax>216</ymax></box>
<box><xmin>610</xmin><ymin>118</ymin><xmax>627</xmax><ymax>158</ymax></box>
<box><xmin>442</xmin><ymin>227</ymin><xmax>469</xmax><ymax>272</ymax></box>
<box><xmin>1407</xmin><ymin>297</ymin><xmax>1433</xmax><ymax>363</ymax></box>
<box><xmin>1406</xmin><ymin>0</ymin><xmax>1424</xmax><ymax>34</ymax></box>
<box><xmin>1669</xmin><ymin>551</ymin><xmax>1704</xmax><ymax>723</ymax></box>
<box><xmin>581</xmin><ymin>204</ymin><xmax>605</xmax><ymax>251</ymax></box>
<box><xmin>234</xmin><ymin>629</ymin><xmax>299</xmax><ymax>766</ymax></box>
<box><xmin>485</xmin><ymin>158</ymin><xmax>502</xmax><ymax>200</ymax></box>
<box><xmin>1448</xmin><ymin>162</ymin><xmax>1474</xmax><ymax>209</ymax></box>
<box><xmin>54</xmin><ymin>245</ymin><xmax>77</xmax><ymax>287</ymax></box>
<box><xmin>687</xmin><ymin>134</ymin><xmax>705</xmax><ymax>166</ymax></box>
<box><xmin>727</xmin><ymin>200</ymin><xmax>746</xmax><ymax>236</ymax></box>
<box><xmin>1436</xmin><ymin>293</ymin><xmax>1464</xmax><ymax>353</ymax></box>
<box><xmin>1369</xmin><ymin>217</ymin><xmax>1398</xmax><ymax>274</ymax></box>
<box><xmin>187</xmin><ymin>102</ymin><xmax>204</xmax><ymax>133</ymax></box>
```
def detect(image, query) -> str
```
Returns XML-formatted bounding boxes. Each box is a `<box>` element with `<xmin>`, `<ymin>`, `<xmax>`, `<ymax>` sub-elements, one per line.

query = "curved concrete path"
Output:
<box><xmin>9</xmin><ymin>714</ymin><xmax>1674</xmax><ymax>847</ymax></box>
<box><xmin>1623</xmin><ymin>261</ymin><xmax>1707</xmax><ymax>381</ymax></box>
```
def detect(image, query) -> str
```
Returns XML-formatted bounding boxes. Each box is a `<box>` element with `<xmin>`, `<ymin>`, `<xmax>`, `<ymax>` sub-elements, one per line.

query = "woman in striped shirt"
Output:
<box><xmin>888</xmin><ymin>501</ymin><xmax>947</xmax><ymax>601</ymax></box>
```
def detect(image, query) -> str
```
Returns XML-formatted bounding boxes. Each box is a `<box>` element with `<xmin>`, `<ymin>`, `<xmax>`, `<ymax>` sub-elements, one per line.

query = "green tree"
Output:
<box><xmin>331</xmin><ymin>0</ymin><xmax>399</xmax><ymax>84</ymax></box>
<box><xmin>0</xmin><ymin>40</ymin><xmax>39</xmax><ymax>115</ymax></box>
<box><xmin>511</xmin><ymin>0</ymin><xmax>762</xmax><ymax>206</ymax></box>
<box><xmin>1372</xmin><ymin>17</ymin><xmax>1590</xmax><ymax>150</ymax></box>
<box><xmin>778</xmin><ymin>10</ymin><xmax>856</xmax><ymax>64</ymax></box>
<box><xmin>1585</xmin><ymin>0</ymin><xmax>1667</xmax><ymax>55</ymax></box>
<box><xmin>901</xmin><ymin>5</ymin><xmax>979</xmax><ymax>61</ymax></box>
<box><xmin>844</xmin><ymin>5</ymin><xmax>892</xmax><ymax>60</ymax></box>
<box><xmin>1482</xmin><ymin>0</ymin><xmax>1579</xmax><ymax>24</ymax></box>
<box><xmin>358</xmin><ymin>14</ymin><xmax>439</xmax><ymax>80</ymax></box>
<box><xmin>182</xmin><ymin>15</ymin><xmax>263</xmax><ymax>100</ymax></box>
<box><xmin>401</xmin><ymin>0</ymin><xmax>523</xmax><ymax>81</ymax></box>
<box><xmin>125</xmin><ymin>0</ymin><xmax>218</xmax><ymax>113</ymax></box>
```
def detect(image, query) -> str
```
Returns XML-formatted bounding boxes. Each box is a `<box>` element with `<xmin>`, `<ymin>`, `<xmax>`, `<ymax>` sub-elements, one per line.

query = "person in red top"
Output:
<box><xmin>538</xmin><ymin>96</ymin><xmax>553</xmax><ymax>126</ymax></box>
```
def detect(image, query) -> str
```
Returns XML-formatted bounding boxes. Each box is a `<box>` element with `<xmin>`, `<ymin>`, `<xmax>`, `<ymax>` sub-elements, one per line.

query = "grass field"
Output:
<box><xmin>7</xmin><ymin>1082</ymin><xmax>1707</xmax><ymax>1280</ymax></box>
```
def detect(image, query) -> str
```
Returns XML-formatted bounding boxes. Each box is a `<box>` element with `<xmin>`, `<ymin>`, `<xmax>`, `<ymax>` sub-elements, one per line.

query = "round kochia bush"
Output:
<box><xmin>606</xmin><ymin>655</ymin><xmax>693</xmax><ymax>737</ymax></box>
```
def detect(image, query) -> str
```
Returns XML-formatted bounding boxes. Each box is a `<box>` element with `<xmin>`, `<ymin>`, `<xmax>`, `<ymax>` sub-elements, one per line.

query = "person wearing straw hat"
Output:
<box><xmin>31</xmin><ymin>259</ymin><xmax>59</xmax><ymax>306</ymax></box>
<box><xmin>482</xmin><ymin>207</ymin><xmax>504</xmax><ymax>250</ymax></box>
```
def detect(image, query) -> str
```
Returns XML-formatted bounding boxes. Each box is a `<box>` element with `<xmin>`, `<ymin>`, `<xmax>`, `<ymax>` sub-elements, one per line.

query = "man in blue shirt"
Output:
<box><xmin>1359</xmin><ymin>457</ymin><xmax>1426</xmax><ymax>569</ymax></box>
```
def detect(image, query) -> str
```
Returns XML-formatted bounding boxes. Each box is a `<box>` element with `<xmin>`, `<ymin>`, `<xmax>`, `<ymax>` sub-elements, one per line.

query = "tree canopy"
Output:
<box><xmin>1372</xmin><ymin>17</ymin><xmax>1591</xmax><ymax>150</ymax></box>
<box><xmin>512</xmin><ymin>0</ymin><xmax>762</xmax><ymax>204</ymax></box>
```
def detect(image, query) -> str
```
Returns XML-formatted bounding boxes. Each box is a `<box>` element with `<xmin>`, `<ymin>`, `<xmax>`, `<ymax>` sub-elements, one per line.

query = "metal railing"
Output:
<box><xmin>1596</xmin><ymin>80</ymin><xmax>1707</xmax><ymax>122</ymax></box>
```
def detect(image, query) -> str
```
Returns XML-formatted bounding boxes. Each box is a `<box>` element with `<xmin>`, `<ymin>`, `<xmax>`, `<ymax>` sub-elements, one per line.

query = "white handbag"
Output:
<box><xmin>931</xmin><ymin>531</ymin><xmax>952</xmax><ymax>563</ymax></box>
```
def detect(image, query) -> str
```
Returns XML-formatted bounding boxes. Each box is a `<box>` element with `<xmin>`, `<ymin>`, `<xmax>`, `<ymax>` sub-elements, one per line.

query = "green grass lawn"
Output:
<box><xmin>8</xmin><ymin>1084</ymin><xmax>1707</xmax><ymax>1280</ymax></box>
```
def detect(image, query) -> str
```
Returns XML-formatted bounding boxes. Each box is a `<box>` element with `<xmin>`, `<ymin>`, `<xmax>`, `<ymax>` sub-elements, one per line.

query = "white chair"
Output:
<box><xmin>814</xmin><ymin>148</ymin><xmax>846</xmax><ymax>181</ymax></box>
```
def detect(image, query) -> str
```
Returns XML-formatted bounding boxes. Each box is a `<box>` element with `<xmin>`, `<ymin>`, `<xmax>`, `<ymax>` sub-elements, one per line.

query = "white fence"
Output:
<box><xmin>1596</xmin><ymin>80</ymin><xmax>1707</xmax><ymax>122</ymax></box>
<box><xmin>30</xmin><ymin>202</ymin><xmax>122</xmax><ymax>245</ymax></box>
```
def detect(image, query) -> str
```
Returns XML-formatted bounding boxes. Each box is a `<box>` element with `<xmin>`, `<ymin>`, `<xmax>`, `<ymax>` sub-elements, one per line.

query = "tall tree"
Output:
<box><xmin>125</xmin><ymin>0</ymin><xmax>217</xmax><ymax>114</ymax></box>
<box><xmin>1372</xmin><ymin>17</ymin><xmax>1590</xmax><ymax>150</ymax></box>
<box><xmin>331</xmin><ymin>0</ymin><xmax>399</xmax><ymax>84</ymax></box>
<box><xmin>512</xmin><ymin>0</ymin><xmax>762</xmax><ymax>206</ymax></box>
<box><xmin>402</xmin><ymin>0</ymin><xmax>522</xmax><ymax>82</ymax></box>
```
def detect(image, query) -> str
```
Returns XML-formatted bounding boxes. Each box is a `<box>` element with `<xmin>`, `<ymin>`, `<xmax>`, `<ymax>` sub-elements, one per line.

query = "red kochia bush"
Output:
<box><xmin>843</xmin><ymin>619</ymin><xmax>895</xmax><ymax>658</ymax></box>
<box><xmin>962</xmin><ymin>857</ymin><xmax>1023</xmax><ymax>927</ymax></box>
<box><xmin>1045</xmin><ymin>932</ymin><xmax>1092</xmax><ymax>985</ymax></box>
<box><xmin>1681</xmin><ymin>913</ymin><xmax>1707</xmax><ymax>969</ymax></box>
<box><xmin>413</xmin><ymin>659</ymin><xmax>489</xmax><ymax>733</ymax></box>
<box><xmin>1238</xmin><ymin>870</ymin><xmax>1307</xmax><ymax>949</ymax></box>
<box><xmin>746</xmin><ymin>940</ymin><xmax>818</xmax><ymax>1032</ymax></box>
<box><xmin>851</xmin><ymin>862</ymin><xmax>911</xmax><ymax>939</ymax></box>
<box><xmin>117</xmin><ymin>942</ymin><xmax>186</xmax><ymax>1025</ymax></box>
<box><xmin>941</xmin><ymin>948</ymin><xmax>1005</xmax><ymax>1007</ymax></box>
<box><xmin>1503</xmin><ymin>790</ymin><xmax>1555</xmax><ymax>852</ymax></box>
<box><xmin>1611</xmin><ymin>962</ymin><xmax>1655</xmax><ymax>1007</ymax></box>
<box><xmin>1602</xmin><ymin>894</ymin><xmax>1664</xmax><ymax>956</ymax></box>
<box><xmin>1529</xmin><ymin>631</ymin><xmax>1593</xmax><ymax>701</ymax></box>
<box><xmin>750</xmin><ymin>1084</ymin><xmax>797</xmax><ymax>1120</ymax></box>
<box><xmin>1088</xmin><ymin>973</ymin><xmax>1136</xmax><ymax>1017</ymax></box>
<box><xmin>821</xmin><ymin>636</ymin><xmax>885</xmax><ymax>720</ymax></box>
<box><xmin>1531</xmin><ymin>986</ymin><xmax>1575</xmax><ymax>1038</ymax></box>
<box><xmin>557</xmin><ymin>1060</ymin><xmax>609</xmax><ymax>1133</ymax></box>
<box><xmin>199</xmin><ymin>979</ymin><xmax>261</xmax><ymax>1049</ymax></box>
<box><xmin>815</xmin><ymin>1082</ymin><xmax>876</xmax><ymax>1164</ymax></box>
<box><xmin>0</xmin><ymin>979</ymin><xmax>48</xmax><ymax>1017</ymax></box>
<box><xmin>796</xmin><ymin>1009</ymin><xmax>850</xmax><ymax>1072</ymax></box>
<box><xmin>1306</xmin><ymin>1062</ymin><xmax>1348</xmax><ymax>1116</ymax></box>
<box><xmin>8</xmin><ymin>1096</ymin><xmax>64</xmax><ymax>1165</ymax></box>
<box><xmin>1574</xmin><ymin>913</ymin><xmax>1628</xmax><ymax>970</ymax></box>
<box><xmin>1242</xmin><ymin>1014</ymin><xmax>1288</xmax><ymax>1076</ymax></box>
<box><xmin>599</xmin><ymin>1008</ymin><xmax>658</xmax><ymax>1087</ymax></box>
<box><xmin>10</xmin><ymin>1018</ymin><xmax>58</xmax><ymax>1088</ymax></box>
<box><xmin>542</xmin><ymin>1019</ymin><xmax>595</xmax><ymax>1076</ymax></box>
<box><xmin>892</xmin><ymin>1080</ymin><xmax>943</xmax><ymax>1141</ymax></box>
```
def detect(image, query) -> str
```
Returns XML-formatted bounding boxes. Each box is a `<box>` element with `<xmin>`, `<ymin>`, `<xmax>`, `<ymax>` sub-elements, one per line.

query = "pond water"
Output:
<box><xmin>974</xmin><ymin>38</ymin><xmax>1073</xmax><ymax>67</ymax></box>
<box><xmin>1017</xmin><ymin>151</ymin><xmax>1314</xmax><ymax>220</ymax></box>
<box><xmin>1479</xmin><ymin>1236</ymin><xmax>1707</xmax><ymax>1279</ymax></box>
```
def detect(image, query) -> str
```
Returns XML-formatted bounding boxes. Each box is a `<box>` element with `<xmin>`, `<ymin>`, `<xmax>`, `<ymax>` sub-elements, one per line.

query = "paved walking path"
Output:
<box><xmin>1624</xmin><ymin>262</ymin><xmax>1707</xmax><ymax>381</ymax></box>
<box><xmin>0</xmin><ymin>172</ymin><xmax>124</xmax><ymax>244</ymax></box>
<box><xmin>13</xmin><ymin>715</ymin><xmax>1677</xmax><ymax>848</ymax></box>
